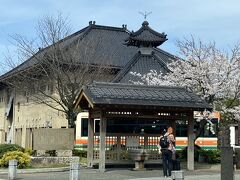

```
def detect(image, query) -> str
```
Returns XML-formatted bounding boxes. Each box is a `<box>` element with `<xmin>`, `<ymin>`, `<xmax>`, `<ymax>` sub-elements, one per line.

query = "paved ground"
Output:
<box><xmin>0</xmin><ymin>168</ymin><xmax>239</xmax><ymax>180</ymax></box>
<box><xmin>0</xmin><ymin>164</ymin><xmax>239</xmax><ymax>180</ymax></box>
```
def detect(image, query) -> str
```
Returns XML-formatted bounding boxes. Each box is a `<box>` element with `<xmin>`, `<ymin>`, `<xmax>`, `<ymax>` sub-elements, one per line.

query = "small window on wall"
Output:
<box><xmin>5</xmin><ymin>132</ymin><xmax>7</xmax><ymax>142</ymax></box>
<box><xmin>81</xmin><ymin>118</ymin><xmax>88</xmax><ymax>137</ymax></box>
<box><xmin>0</xmin><ymin>97</ymin><xmax>4</xmax><ymax>103</ymax></box>
<box><xmin>17</xmin><ymin>102</ymin><xmax>20</xmax><ymax>112</ymax></box>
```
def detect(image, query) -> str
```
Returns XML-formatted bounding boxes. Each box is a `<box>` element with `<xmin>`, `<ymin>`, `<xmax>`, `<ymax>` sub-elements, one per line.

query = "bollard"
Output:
<box><xmin>69</xmin><ymin>162</ymin><xmax>80</xmax><ymax>180</ymax></box>
<box><xmin>8</xmin><ymin>159</ymin><xmax>18</xmax><ymax>180</ymax></box>
<box><xmin>171</xmin><ymin>170</ymin><xmax>184</xmax><ymax>180</ymax></box>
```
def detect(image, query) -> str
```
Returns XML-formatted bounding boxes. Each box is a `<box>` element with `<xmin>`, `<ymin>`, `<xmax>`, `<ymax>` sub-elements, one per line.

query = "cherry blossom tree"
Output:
<box><xmin>131</xmin><ymin>37</ymin><xmax>240</xmax><ymax>127</ymax></box>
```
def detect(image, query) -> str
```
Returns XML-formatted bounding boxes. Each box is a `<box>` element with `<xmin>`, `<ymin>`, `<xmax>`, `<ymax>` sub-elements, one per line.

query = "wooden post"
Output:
<box><xmin>87</xmin><ymin>117</ymin><xmax>94</xmax><ymax>168</ymax></box>
<box><xmin>116</xmin><ymin>135</ymin><xmax>121</xmax><ymax>160</ymax></box>
<box><xmin>144</xmin><ymin>134</ymin><xmax>148</xmax><ymax>148</ymax></box>
<box><xmin>99</xmin><ymin>112</ymin><xmax>106</xmax><ymax>172</ymax></box>
<box><xmin>187</xmin><ymin>111</ymin><xmax>194</xmax><ymax>171</ymax></box>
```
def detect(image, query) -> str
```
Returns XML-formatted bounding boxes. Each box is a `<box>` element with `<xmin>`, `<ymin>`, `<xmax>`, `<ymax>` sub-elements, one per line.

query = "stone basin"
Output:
<box><xmin>128</xmin><ymin>149</ymin><xmax>149</xmax><ymax>161</ymax></box>
<box><xmin>128</xmin><ymin>149</ymin><xmax>149</xmax><ymax>170</ymax></box>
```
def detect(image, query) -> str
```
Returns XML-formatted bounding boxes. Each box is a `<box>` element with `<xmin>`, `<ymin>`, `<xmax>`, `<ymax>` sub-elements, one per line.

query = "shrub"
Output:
<box><xmin>197</xmin><ymin>149</ymin><xmax>221</xmax><ymax>164</ymax></box>
<box><xmin>72</xmin><ymin>149</ymin><xmax>87</xmax><ymax>158</ymax></box>
<box><xmin>0</xmin><ymin>144</ymin><xmax>24</xmax><ymax>158</ymax></box>
<box><xmin>182</xmin><ymin>145</ymin><xmax>201</xmax><ymax>161</ymax></box>
<box><xmin>0</xmin><ymin>151</ymin><xmax>30</xmax><ymax>168</ymax></box>
<box><xmin>205</xmin><ymin>150</ymin><xmax>221</xmax><ymax>164</ymax></box>
<box><xmin>24</xmin><ymin>148</ymin><xmax>33</xmax><ymax>156</ymax></box>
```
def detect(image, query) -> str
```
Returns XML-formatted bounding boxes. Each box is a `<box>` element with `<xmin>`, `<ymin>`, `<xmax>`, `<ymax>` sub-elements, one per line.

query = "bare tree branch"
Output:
<box><xmin>2</xmin><ymin>13</ymin><xmax>114</xmax><ymax>128</ymax></box>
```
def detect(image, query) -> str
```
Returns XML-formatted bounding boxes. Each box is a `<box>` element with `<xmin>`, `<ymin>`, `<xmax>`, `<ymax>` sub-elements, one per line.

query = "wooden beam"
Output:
<box><xmin>97</xmin><ymin>105</ymin><xmax>202</xmax><ymax>112</ymax></box>
<box><xmin>103</xmin><ymin>114</ymin><xmax>189</xmax><ymax>120</ymax></box>
<box><xmin>91</xmin><ymin>110</ymin><xmax>102</xmax><ymax>119</ymax></box>
<box><xmin>99</xmin><ymin>111</ymin><xmax>106</xmax><ymax>172</ymax></box>
<box><xmin>187</xmin><ymin>111</ymin><xmax>194</xmax><ymax>170</ymax></box>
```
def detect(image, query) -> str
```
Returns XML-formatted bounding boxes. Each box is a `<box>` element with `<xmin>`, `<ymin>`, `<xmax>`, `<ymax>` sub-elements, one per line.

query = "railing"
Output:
<box><xmin>93</xmin><ymin>133</ymin><xmax>161</xmax><ymax>161</ymax></box>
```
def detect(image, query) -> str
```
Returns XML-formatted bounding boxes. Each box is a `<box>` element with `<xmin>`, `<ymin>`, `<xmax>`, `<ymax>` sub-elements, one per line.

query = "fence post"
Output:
<box><xmin>8</xmin><ymin>159</ymin><xmax>18</xmax><ymax>180</ymax></box>
<box><xmin>69</xmin><ymin>162</ymin><xmax>80</xmax><ymax>180</ymax></box>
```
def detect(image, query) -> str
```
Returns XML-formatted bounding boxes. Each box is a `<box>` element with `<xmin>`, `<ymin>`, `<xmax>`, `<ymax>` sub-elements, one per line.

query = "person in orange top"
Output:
<box><xmin>161</xmin><ymin>126</ymin><xmax>175</xmax><ymax>177</ymax></box>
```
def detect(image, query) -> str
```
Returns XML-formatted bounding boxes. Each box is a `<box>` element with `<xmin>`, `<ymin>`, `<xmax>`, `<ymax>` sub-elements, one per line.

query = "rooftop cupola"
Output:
<box><xmin>125</xmin><ymin>21</ymin><xmax>167</xmax><ymax>48</ymax></box>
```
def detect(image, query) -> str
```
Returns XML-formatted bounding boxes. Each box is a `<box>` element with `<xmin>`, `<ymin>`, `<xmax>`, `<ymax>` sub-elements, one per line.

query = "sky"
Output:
<box><xmin>1</xmin><ymin>0</ymin><xmax>240</xmax><ymax>66</ymax></box>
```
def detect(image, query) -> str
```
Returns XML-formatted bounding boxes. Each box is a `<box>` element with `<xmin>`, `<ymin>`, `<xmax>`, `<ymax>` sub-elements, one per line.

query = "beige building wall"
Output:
<box><xmin>0</xmin><ymin>87</ymin><xmax>71</xmax><ymax>148</ymax></box>
<box><xmin>9</xmin><ymin>88</ymin><xmax>68</xmax><ymax>148</ymax></box>
<box><xmin>0</xmin><ymin>89</ymin><xmax>7</xmax><ymax>144</ymax></box>
<box><xmin>0</xmin><ymin>70</ymin><xmax>115</xmax><ymax>148</ymax></box>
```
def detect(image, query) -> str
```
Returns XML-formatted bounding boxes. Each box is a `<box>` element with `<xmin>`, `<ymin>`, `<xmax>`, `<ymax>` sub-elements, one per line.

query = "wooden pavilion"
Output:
<box><xmin>75</xmin><ymin>82</ymin><xmax>211</xmax><ymax>172</ymax></box>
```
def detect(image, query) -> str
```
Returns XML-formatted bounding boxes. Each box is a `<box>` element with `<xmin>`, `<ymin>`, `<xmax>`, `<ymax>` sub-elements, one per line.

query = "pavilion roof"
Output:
<box><xmin>76</xmin><ymin>82</ymin><xmax>211</xmax><ymax>111</ymax></box>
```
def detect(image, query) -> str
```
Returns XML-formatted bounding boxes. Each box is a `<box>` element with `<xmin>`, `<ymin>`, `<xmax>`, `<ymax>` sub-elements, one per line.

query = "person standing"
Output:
<box><xmin>160</xmin><ymin>127</ymin><xmax>175</xmax><ymax>177</ymax></box>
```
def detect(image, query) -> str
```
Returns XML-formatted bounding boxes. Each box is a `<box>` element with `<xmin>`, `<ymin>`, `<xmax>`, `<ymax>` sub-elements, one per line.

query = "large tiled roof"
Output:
<box><xmin>0</xmin><ymin>23</ymin><xmax>137</xmax><ymax>81</ymax></box>
<box><xmin>80</xmin><ymin>82</ymin><xmax>211</xmax><ymax>110</ymax></box>
<box><xmin>0</xmin><ymin>27</ymin><xmax>89</xmax><ymax>81</ymax></box>
<box><xmin>0</xmin><ymin>22</ymin><xmax>176</xmax><ymax>81</ymax></box>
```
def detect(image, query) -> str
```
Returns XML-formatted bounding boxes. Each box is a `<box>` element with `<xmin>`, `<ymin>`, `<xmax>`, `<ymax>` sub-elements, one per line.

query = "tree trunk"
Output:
<box><xmin>194</xmin><ymin>119</ymin><xmax>207</xmax><ymax>142</ymax></box>
<box><xmin>67</xmin><ymin>111</ymin><xmax>77</xmax><ymax>141</ymax></box>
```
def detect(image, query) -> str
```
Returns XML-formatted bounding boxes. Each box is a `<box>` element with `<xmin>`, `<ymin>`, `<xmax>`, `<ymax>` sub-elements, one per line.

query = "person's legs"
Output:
<box><xmin>162</xmin><ymin>150</ymin><xmax>168</xmax><ymax>177</ymax></box>
<box><xmin>167</xmin><ymin>150</ymin><xmax>173</xmax><ymax>176</ymax></box>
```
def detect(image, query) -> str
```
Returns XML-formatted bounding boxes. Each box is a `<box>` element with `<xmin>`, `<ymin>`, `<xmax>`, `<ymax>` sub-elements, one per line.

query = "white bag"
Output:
<box><xmin>157</xmin><ymin>144</ymin><xmax>162</xmax><ymax>154</ymax></box>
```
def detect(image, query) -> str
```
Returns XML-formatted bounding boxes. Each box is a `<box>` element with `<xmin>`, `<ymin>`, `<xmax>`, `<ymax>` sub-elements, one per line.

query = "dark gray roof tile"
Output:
<box><xmin>0</xmin><ymin>24</ymin><xmax>137</xmax><ymax>80</ymax></box>
<box><xmin>112</xmin><ymin>52</ymin><xmax>171</xmax><ymax>84</ymax></box>
<box><xmin>82</xmin><ymin>82</ymin><xmax>211</xmax><ymax>110</ymax></box>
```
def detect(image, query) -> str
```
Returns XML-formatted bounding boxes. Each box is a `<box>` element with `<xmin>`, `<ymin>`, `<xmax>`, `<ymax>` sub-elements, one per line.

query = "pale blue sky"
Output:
<box><xmin>1</xmin><ymin>0</ymin><xmax>240</xmax><ymax>63</ymax></box>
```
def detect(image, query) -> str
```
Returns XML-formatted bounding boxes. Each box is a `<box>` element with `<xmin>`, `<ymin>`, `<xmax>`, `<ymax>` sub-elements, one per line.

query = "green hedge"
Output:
<box><xmin>0</xmin><ymin>144</ymin><xmax>24</xmax><ymax>158</ymax></box>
